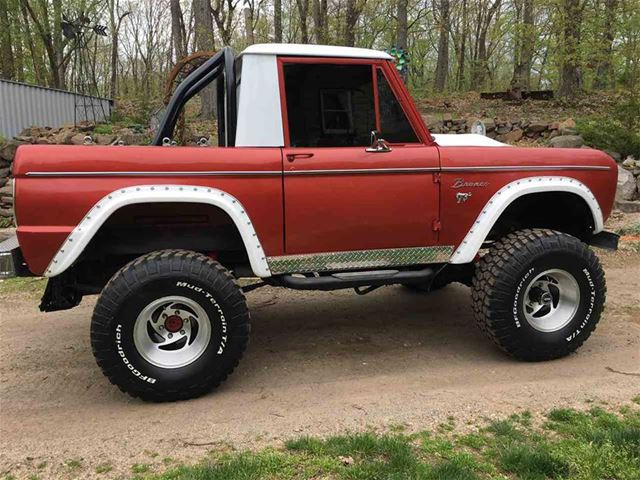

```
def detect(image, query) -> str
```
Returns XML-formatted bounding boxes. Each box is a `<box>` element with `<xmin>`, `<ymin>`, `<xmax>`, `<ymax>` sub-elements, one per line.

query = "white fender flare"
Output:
<box><xmin>45</xmin><ymin>185</ymin><xmax>272</xmax><ymax>278</ymax></box>
<box><xmin>449</xmin><ymin>176</ymin><xmax>604</xmax><ymax>264</ymax></box>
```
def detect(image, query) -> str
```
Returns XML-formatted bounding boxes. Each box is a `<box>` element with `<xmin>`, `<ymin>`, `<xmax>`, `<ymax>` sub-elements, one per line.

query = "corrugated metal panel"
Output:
<box><xmin>0</xmin><ymin>79</ymin><xmax>113</xmax><ymax>138</ymax></box>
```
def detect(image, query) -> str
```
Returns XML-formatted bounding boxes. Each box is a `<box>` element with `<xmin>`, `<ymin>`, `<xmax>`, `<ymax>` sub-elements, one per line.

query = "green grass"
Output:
<box><xmin>136</xmin><ymin>402</ymin><xmax>640</xmax><ymax>480</ymax></box>
<box><xmin>0</xmin><ymin>277</ymin><xmax>47</xmax><ymax>297</ymax></box>
<box><xmin>0</xmin><ymin>217</ymin><xmax>13</xmax><ymax>228</ymax></box>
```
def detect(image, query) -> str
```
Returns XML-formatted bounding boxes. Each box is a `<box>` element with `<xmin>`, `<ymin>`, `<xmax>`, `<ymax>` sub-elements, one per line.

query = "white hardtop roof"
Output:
<box><xmin>241</xmin><ymin>43</ymin><xmax>393</xmax><ymax>60</ymax></box>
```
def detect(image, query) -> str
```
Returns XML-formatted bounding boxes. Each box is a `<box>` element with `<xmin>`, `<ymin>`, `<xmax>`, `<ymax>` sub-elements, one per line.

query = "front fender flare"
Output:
<box><xmin>450</xmin><ymin>176</ymin><xmax>604</xmax><ymax>264</ymax></box>
<box><xmin>44</xmin><ymin>185</ymin><xmax>272</xmax><ymax>278</ymax></box>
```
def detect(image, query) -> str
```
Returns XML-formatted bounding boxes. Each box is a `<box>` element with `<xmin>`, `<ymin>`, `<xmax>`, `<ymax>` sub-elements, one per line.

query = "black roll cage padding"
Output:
<box><xmin>153</xmin><ymin>47</ymin><xmax>237</xmax><ymax>147</ymax></box>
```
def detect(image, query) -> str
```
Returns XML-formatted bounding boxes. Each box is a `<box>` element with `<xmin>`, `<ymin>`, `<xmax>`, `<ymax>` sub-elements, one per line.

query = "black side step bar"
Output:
<box><xmin>275</xmin><ymin>267</ymin><xmax>435</xmax><ymax>291</ymax></box>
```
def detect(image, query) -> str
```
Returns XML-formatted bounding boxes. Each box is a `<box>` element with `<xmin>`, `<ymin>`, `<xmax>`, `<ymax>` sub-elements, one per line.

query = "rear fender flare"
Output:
<box><xmin>450</xmin><ymin>176</ymin><xmax>604</xmax><ymax>264</ymax></box>
<box><xmin>44</xmin><ymin>185</ymin><xmax>272</xmax><ymax>278</ymax></box>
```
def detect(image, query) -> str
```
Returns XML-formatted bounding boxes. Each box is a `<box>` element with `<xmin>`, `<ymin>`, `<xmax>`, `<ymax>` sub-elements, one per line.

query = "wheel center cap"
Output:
<box><xmin>164</xmin><ymin>315</ymin><xmax>184</xmax><ymax>333</ymax></box>
<box><xmin>541</xmin><ymin>292</ymin><xmax>553</xmax><ymax>305</ymax></box>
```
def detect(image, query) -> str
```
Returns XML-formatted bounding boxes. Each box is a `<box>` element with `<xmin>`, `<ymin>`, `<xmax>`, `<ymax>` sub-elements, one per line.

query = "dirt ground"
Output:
<box><xmin>0</xmin><ymin>245</ymin><xmax>639</xmax><ymax>479</ymax></box>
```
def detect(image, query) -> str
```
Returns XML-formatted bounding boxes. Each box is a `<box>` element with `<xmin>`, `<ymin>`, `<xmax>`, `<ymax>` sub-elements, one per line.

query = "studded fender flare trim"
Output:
<box><xmin>450</xmin><ymin>176</ymin><xmax>604</xmax><ymax>264</ymax></box>
<box><xmin>44</xmin><ymin>185</ymin><xmax>272</xmax><ymax>278</ymax></box>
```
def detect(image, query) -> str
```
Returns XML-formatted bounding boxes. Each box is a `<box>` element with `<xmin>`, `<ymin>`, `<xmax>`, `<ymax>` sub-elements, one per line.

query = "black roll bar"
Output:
<box><xmin>153</xmin><ymin>47</ymin><xmax>237</xmax><ymax>147</ymax></box>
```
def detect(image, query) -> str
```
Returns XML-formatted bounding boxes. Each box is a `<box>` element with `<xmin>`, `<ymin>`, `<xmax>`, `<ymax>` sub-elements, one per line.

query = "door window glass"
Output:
<box><xmin>283</xmin><ymin>64</ymin><xmax>375</xmax><ymax>147</ymax></box>
<box><xmin>376</xmin><ymin>69</ymin><xmax>419</xmax><ymax>143</ymax></box>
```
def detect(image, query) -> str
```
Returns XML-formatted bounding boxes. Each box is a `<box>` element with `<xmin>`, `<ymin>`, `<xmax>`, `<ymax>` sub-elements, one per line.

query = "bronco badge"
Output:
<box><xmin>451</xmin><ymin>178</ymin><xmax>489</xmax><ymax>189</ymax></box>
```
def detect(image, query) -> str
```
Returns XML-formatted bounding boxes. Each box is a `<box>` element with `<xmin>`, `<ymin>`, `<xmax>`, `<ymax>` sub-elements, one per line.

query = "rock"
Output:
<box><xmin>622</xmin><ymin>156</ymin><xmax>636</xmax><ymax>169</ymax></box>
<box><xmin>52</xmin><ymin>130</ymin><xmax>76</xmax><ymax>145</ymax></box>
<box><xmin>0</xmin><ymin>207</ymin><xmax>13</xmax><ymax>218</ymax></box>
<box><xmin>481</xmin><ymin>118</ymin><xmax>496</xmax><ymax>132</ymax></box>
<box><xmin>95</xmin><ymin>134</ymin><xmax>117</xmax><ymax>145</ymax></box>
<box><xmin>0</xmin><ymin>167</ymin><xmax>10</xmax><ymax>179</ymax></box>
<box><xmin>498</xmin><ymin>128</ymin><xmax>524</xmax><ymax>143</ymax></box>
<box><xmin>0</xmin><ymin>140</ymin><xmax>24</xmax><ymax>162</ymax></box>
<box><xmin>615</xmin><ymin>200</ymin><xmax>640</xmax><ymax>213</ymax></box>
<box><xmin>495</xmin><ymin>124</ymin><xmax>512</xmax><ymax>135</ymax></box>
<box><xmin>616</xmin><ymin>165</ymin><xmax>638</xmax><ymax>201</ymax></box>
<box><xmin>0</xmin><ymin>177</ymin><xmax>7</xmax><ymax>188</ymax></box>
<box><xmin>70</xmin><ymin>134</ymin><xmax>91</xmax><ymax>145</ymax></box>
<box><xmin>338</xmin><ymin>456</ymin><xmax>355</xmax><ymax>466</ymax></box>
<box><xmin>0</xmin><ymin>183</ymin><xmax>13</xmax><ymax>198</ymax></box>
<box><xmin>550</xmin><ymin>135</ymin><xmax>584</xmax><ymax>148</ymax></box>
<box><xmin>526</xmin><ymin>122</ymin><xmax>548</xmax><ymax>134</ymax></box>
<box><xmin>548</xmin><ymin>130</ymin><xmax>560</xmax><ymax>140</ymax></box>
<box><xmin>605</xmin><ymin>151</ymin><xmax>622</xmax><ymax>163</ymax></box>
<box><xmin>558</xmin><ymin>118</ymin><xmax>577</xmax><ymax>135</ymax></box>
<box><xmin>36</xmin><ymin>137</ymin><xmax>51</xmax><ymax>145</ymax></box>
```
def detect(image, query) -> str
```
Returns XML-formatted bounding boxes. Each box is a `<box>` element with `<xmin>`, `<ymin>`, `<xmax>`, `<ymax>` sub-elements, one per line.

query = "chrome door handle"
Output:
<box><xmin>286</xmin><ymin>153</ymin><xmax>314</xmax><ymax>162</ymax></box>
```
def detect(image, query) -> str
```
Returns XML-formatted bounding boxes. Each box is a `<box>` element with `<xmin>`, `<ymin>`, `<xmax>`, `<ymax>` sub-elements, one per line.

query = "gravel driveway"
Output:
<box><xmin>1</xmin><ymin>250</ymin><xmax>639</xmax><ymax>479</ymax></box>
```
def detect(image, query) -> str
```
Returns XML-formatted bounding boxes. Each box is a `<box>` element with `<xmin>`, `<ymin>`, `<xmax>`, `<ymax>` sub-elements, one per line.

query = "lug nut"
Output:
<box><xmin>180</xmin><ymin>330</ymin><xmax>185</xmax><ymax>335</ymax></box>
<box><xmin>168</xmin><ymin>333</ymin><xmax>173</xmax><ymax>339</ymax></box>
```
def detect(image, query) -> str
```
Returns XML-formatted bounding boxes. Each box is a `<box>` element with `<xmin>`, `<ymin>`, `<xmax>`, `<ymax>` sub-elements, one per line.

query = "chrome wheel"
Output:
<box><xmin>523</xmin><ymin>269</ymin><xmax>580</xmax><ymax>333</ymax></box>
<box><xmin>133</xmin><ymin>296</ymin><xmax>212</xmax><ymax>369</ymax></box>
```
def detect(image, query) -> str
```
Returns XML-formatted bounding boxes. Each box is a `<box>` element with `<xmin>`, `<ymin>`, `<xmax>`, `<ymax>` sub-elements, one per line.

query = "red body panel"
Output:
<box><xmin>283</xmin><ymin>145</ymin><xmax>440</xmax><ymax>253</ymax></box>
<box><xmin>437</xmin><ymin>147</ymin><xmax>617</xmax><ymax>247</ymax></box>
<box><xmin>13</xmin><ymin>146</ymin><xmax>284</xmax><ymax>274</ymax></box>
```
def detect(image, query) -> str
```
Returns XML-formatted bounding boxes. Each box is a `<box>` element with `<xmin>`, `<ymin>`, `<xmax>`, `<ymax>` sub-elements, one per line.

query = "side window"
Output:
<box><xmin>284</xmin><ymin>64</ymin><xmax>375</xmax><ymax>147</ymax></box>
<box><xmin>376</xmin><ymin>68</ymin><xmax>419</xmax><ymax>144</ymax></box>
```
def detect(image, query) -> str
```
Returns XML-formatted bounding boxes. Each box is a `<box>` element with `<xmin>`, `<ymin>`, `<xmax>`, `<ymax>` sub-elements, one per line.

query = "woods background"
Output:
<box><xmin>0</xmin><ymin>0</ymin><xmax>639</xmax><ymax>119</ymax></box>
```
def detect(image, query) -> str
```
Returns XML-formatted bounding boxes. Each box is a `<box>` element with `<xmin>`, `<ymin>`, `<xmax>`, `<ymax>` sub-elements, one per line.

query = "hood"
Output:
<box><xmin>432</xmin><ymin>134</ymin><xmax>509</xmax><ymax>148</ymax></box>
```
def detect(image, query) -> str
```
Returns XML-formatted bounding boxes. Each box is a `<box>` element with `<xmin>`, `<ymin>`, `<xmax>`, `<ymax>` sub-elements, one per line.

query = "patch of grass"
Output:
<box><xmin>0</xmin><ymin>277</ymin><xmax>47</xmax><ymax>297</ymax></box>
<box><xmin>131</xmin><ymin>463</ymin><xmax>151</xmax><ymax>474</ymax></box>
<box><xmin>95</xmin><ymin>462</ymin><xmax>113</xmax><ymax>474</ymax></box>
<box><xmin>0</xmin><ymin>217</ymin><xmax>13</xmax><ymax>228</ymax></box>
<box><xmin>142</xmin><ymin>401</ymin><xmax>640</xmax><ymax>480</ymax></box>
<box><xmin>63</xmin><ymin>458</ymin><xmax>82</xmax><ymax>470</ymax></box>
<box><xmin>93</xmin><ymin>124</ymin><xmax>114</xmax><ymax>135</ymax></box>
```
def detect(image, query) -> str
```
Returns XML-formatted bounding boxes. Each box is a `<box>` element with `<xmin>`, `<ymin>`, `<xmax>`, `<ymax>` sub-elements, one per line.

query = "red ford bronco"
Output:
<box><xmin>0</xmin><ymin>45</ymin><xmax>619</xmax><ymax>401</ymax></box>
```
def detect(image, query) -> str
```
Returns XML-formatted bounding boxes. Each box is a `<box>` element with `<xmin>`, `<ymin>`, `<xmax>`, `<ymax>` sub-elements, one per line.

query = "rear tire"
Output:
<box><xmin>91</xmin><ymin>250</ymin><xmax>250</xmax><ymax>401</ymax></box>
<box><xmin>472</xmin><ymin>229</ymin><xmax>606</xmax><ymax>361</ymax></box>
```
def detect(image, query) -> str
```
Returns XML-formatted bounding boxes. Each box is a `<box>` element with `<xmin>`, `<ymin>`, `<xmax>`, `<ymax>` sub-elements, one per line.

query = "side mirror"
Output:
<box><xmin>366</xmin><ymin>130</ymin><xmax>392</xmax><ymax>153</ymax></box>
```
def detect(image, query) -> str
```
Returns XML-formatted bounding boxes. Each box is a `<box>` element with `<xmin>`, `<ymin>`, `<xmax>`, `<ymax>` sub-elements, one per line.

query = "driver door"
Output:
<box><xmin>280</xmin><ymin>59</ymin><xmax>441</xmax><ymax>255</ymax></box>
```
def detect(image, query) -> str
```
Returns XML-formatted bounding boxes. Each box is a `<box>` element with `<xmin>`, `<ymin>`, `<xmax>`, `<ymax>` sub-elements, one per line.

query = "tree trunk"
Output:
<box><xmin>274</xmin><ymin>0</ymin><xmax>282</xmax><ymax>42</ymax></box>
<box><xmin>19</xmin><ymin>0</ymin><xmax>43</xmax><ymax>84</ymax></box>
<box><xmin>296</xmin><ymin>0</ymin><xmax>310</xmax><ymax>43</ymax></box>
<box><xmin>471</xmin><ymin>0</ymin><xmax>501</xmax><ymax>89</ymax></box>
<box><xmin>243</xmin><ymin>7</ymin><xmax>255</xmax><ymax>44</ymax></box>
<box><xmin>344</xmin><ymin>0</ymin><xmax>358</xmax><ymax>46</ymax></box>
<box><xmin>455</xmin><ymin>0</ymin><xmax>468</xmax><ymax>90</ymax></box>
<box><xmin>557</xmin><ymin>0</ymin><xmax>584</xmax><ymax>97</ymax></box>
<box><xmin>433</xmin><ymin>0</ymin><xmax>450</xmax><ymax>92</ymax></box>
<box><xmin>170</xmin><ymin>0</ymin><xmax>187</xmax><ymax>60</ymax></box>
<box><xmin>313</xmin><ymin>0</ymin><xmax>328</xmax><ymax>44</ymax></box>
<box><xmin>593</xmin><ymin>0</ymin><xmax>618</xmax><ymax>89</ymax></box>
<box><xmin>0</xmin><ymin>0</ymin><xmax>15</xmax><ymax>79</ymax></box>
<box><xmin>510</xmin><ymin>0</ymin><xmax>534</xmax><ymax>94</ymax></box>
<box><xmin>193</xmin><ymin>0</ymin><xmax>217</xmax><ymax>119</ymax></box>
<box><xmin>396</xmin><ymin>0</ymin><xmax>408</xmax><ymax>80</ymax></box>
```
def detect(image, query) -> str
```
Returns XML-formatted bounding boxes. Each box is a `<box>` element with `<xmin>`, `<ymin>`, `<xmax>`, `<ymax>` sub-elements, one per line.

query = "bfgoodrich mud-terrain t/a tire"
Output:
<box><xmin>91</xmin><ymin>250</ymin><xmax>250</xmax><ymax>401</ymax></box>
<box><xmin>472</xmin><ymin>229</ymin><xmax>606</xmax><ymax>361</ymax></box>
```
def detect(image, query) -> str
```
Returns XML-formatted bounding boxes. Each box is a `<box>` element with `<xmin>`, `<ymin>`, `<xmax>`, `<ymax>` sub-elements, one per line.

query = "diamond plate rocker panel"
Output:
<box><xmin>267</xmin><ymin>246</ymin><xmax>454</xmax><ymax>275</ymax></box>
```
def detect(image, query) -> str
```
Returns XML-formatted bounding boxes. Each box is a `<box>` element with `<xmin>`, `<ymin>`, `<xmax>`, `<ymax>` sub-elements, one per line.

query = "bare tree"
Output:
<box><xmin>170</xmin><ymin>0</ymin><xmax>188</xmax><ymax>60</ymax></box>
<box><xmin>274</xmin><ymin>0</ymin><xmax>282</xmax><ymax>41</ymax></box>
<box><xmin>434</xmin><ymin>0</ymin><xmax>450</xmax><ymax>92</ymax></box>
<box><xmin>295</xmin><ymin>0</ymin><xmax>310</xmax><ymax>43</ymax></box>
<box><xmin>313</xmin><ymin>0</ymin><xmax>327</xmax><ymax>43</ymax></box>
<box><xmin>193</xmin><ymin>0</ymin><xmax>217</xmax><ymax>118</ymax></box>
<box><xmin>108</xmin><ymin>0</ymin><xmax>131</xmax><ymax>99</ymax></box>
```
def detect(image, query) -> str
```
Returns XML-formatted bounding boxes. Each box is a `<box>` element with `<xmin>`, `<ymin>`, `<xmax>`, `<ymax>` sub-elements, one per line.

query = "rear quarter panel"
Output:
<box><xmin>13</xmin><ymin>145</ymin><xmax>284</xmax><ymax>275</ymax></box>
<box><xmin>437</xmin><ymin>146</ymin><xmax>617</xmax><ymax>248</ymax></box>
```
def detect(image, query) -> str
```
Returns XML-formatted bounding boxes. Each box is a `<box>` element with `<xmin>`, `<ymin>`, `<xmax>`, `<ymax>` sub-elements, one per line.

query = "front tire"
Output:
<box><xmin>91</xmin><ymin>250</ymin><xmax>250</xmax><ymax>401</ymax></box>
<box><xmin>472</xmin><ymin>229</ymin><xmax>606</xmax><ymax>361</ymax></box>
